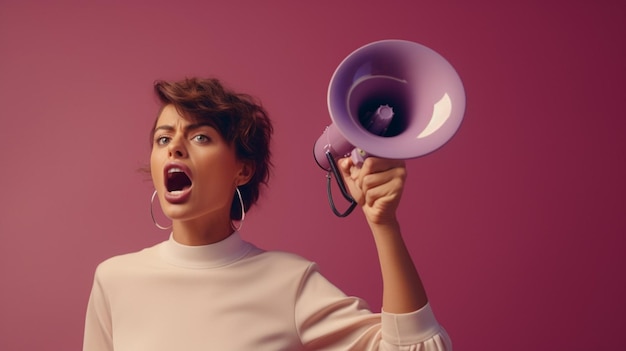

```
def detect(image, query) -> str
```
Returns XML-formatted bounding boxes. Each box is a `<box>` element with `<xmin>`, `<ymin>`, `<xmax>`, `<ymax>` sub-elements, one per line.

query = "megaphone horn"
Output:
<box><xmin>314</xmin><ymin>39</ymin><xmax>466</xmax><ymax>217</ymax></box>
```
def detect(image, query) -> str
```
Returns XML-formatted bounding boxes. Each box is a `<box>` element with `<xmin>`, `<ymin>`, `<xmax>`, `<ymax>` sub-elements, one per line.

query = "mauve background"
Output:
<box><xmin>1</xmin><ymin>0</ymin><xmax>625</xmax><ymax>350</ymax></box>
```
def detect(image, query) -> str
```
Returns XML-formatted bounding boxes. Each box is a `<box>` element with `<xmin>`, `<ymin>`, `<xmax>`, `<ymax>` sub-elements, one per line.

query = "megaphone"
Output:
<box><xmin>314</xmin><ymin>39</ymin><xmax>466</xmax><ymax>217</ymax></box>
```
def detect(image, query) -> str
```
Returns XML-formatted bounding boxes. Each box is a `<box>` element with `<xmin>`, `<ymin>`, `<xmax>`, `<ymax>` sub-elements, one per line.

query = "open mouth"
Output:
<box><xmin>166</xmin><ymin>167</ymin><xmax>192</xmax><ymax>194</ymax></box>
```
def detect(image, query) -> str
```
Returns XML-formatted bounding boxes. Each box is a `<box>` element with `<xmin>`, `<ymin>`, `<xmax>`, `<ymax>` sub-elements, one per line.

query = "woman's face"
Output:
<box><xmin>150</xmin><ymin>104</ymin><xmax>249</xmax><ymax>224</ymax></box>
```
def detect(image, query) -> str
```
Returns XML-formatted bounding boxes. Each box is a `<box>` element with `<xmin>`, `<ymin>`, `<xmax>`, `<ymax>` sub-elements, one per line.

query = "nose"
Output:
<box><xmin>167</xmin><ymin>135</ymin><xmax>188</xmax><ymax>158</ymax></box>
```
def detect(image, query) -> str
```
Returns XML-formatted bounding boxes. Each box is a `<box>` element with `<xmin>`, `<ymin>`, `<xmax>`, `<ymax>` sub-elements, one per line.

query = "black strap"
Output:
<box><xmin>325</xmin><ymin>151</ymin><xmax>357</xmax><ymax>217</ymax></box>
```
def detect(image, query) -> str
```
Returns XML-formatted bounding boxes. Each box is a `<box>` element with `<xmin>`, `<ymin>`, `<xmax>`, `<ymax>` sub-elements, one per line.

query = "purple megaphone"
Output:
<box><xmin>314</xmin><ymin>39</ymin><xmax>466</xmax><ymax>216</ymax></box>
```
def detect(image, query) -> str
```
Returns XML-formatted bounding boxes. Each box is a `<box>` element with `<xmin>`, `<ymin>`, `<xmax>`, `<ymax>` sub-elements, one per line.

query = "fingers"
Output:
<box><xmin>338</xmin><ymin>158</ymin><xmax>364</xmax><ymax>205</ymax></box>
<box><xmin>339</xmin><ymin>156</ymin><xmax>404</xmax><ymax>178</ymax></box>
<box><xmin>362</xmin><ymin>164</ymin><xmax>406</xmax><ymax>209</ymax></box>
<box><xmin>338</xmin><ymin>157</ymin><xmax>406</xmax><ymax>208</ymax></box>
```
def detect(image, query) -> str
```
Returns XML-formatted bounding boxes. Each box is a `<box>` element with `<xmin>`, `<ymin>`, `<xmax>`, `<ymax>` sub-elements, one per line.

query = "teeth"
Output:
<box><xmin>169</xmin><ymin>190</ymin><xmax>183</xmax><ymax>195</ymax></box>
<box><xmin>168</xmin><ymin>167</ymin><xmax>183</xmax><ymax>174</ymax></box>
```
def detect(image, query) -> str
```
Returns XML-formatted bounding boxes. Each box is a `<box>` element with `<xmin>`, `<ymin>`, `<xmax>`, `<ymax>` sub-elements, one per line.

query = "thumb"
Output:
<box><xmin>338</xmin><ymin>157</ymin><xmax>352</xmax><ymax>175</ymax></box>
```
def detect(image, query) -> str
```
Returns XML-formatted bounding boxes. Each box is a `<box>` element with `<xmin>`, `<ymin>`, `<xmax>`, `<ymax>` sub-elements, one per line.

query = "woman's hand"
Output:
<box><xmin>338</xmin><ymin>157</ymin><xmax>407</xmax><ymax>226</ymax></box>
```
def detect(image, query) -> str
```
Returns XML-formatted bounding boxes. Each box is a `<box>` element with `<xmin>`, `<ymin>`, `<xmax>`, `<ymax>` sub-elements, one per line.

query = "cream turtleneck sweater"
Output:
<box><xmin>83</xmin><ymin>232</ymin><xmax>451</xmax><ymax>350</ymax></box>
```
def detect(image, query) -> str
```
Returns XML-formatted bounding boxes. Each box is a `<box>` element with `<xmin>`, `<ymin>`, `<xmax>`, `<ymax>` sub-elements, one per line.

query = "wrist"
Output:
<box><xmin>368</xmin><ymin>216</ymin><xmax>401</xmax><ymax>238</ymax></box>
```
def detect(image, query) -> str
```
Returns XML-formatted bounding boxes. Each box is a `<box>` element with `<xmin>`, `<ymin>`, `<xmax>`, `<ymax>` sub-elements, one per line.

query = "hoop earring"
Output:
<box><xmin>232</xmin><ymin>187</ymin><xmax>245</xmax><ymax>232</ymax></box>
<box><xmin>151</xmin><ymin>190</ymin><xmax>172</xmax><ymax>230</ymax></box>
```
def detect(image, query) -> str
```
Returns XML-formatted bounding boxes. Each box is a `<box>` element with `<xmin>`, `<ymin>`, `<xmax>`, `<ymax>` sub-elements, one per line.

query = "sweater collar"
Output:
<box><xmin>160</xmin><ymin>232</ymin><xmax>251</xmax><ymax>269</ymax></box>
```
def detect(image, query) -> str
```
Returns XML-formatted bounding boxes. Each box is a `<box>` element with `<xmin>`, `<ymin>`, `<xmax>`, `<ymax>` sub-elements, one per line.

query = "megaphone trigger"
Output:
<box><xmin>350</xmin><ymin>148</ymin><xmax>368</xmax><ymax>168</ymax></box>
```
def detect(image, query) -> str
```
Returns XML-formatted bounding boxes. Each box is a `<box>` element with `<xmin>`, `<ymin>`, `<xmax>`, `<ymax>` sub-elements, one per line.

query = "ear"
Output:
<box><xmin>236</xmin><ymin>161</ymin><xmax>254</xmax><ymax>186</ymax></box>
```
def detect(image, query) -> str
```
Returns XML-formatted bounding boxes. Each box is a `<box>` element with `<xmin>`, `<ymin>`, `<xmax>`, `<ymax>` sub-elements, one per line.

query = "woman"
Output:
<box><xmin>83</xmin><ymin>77</ymin><xmax>451</xmax><ymax>350</ymax></box>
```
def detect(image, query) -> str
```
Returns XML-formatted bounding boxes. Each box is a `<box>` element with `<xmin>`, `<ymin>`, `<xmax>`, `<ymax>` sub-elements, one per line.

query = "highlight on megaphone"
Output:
<box><xmin>313</xmin><ymin>39</ymin><xmax>466</xmax><ymax>217</ymax></box>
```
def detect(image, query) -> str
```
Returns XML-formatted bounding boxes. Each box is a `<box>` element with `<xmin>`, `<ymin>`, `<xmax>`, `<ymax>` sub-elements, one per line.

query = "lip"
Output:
<box><xmin>163</xmin><ymin>161</ymin><xmax>193</xmax><ymax>204</ymax></box>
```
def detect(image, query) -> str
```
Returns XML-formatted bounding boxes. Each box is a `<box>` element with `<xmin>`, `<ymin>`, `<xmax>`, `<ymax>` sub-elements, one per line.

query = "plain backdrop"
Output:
<box><xmin>1</xmin><ymin>1</ymin><xmax>625</xmax><ymax>350</ymax></box>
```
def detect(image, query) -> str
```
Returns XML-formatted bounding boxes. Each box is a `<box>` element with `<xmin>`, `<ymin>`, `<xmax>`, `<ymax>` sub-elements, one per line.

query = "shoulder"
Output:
<box><xmin>94</xmin><ymin>241</ymin><xmax>163</xmax><ymax>278</ymax></box>
<box><xmin>248</xmin><ymin>245</ymin><xmax>314</xmax><ymax>267</ymax></box>
<box><xmin>240</xmin><ymin>244</ymin><xmax>320</xmax><ymax>280</ymax></box>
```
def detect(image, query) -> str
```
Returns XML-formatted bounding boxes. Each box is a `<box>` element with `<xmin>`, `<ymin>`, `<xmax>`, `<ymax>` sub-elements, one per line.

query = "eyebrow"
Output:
<box><xmin>153</xmin><ymin>122</ymin><xmax>216</xmax><ymax>134</ymax></box>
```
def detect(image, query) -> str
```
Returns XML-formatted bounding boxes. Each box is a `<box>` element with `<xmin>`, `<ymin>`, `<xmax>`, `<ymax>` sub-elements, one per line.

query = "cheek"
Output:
<box><xmin>150</xmin><ymin>150</ymin><xmax>162</xmax><ymax>187</ymax></box>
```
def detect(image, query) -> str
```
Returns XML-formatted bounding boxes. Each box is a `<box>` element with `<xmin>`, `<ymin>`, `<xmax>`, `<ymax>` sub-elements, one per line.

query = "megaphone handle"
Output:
<box><xmin>325</xmin><ymin>151</ymin><xmax>357</xmax><ymax>217</ymax></box>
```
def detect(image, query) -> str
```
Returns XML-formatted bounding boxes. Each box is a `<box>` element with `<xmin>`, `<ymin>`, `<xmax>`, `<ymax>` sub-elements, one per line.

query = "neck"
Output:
<box><xmin>171</xmin><ymin>216</ymin><xmax>234</xmax><ymax>246</ymax></box>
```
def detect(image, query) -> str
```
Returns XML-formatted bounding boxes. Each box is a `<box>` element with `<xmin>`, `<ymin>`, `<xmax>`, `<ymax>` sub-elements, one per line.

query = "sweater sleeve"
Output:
<box><xmin>83</xmin><ymin>265</ymin><xmax>114</xmax><ymax>351</ymax></box>
<box><xmin>294</xmin><ymin>263</ymin><xmax>452</xmax><ymax>350</ymax></box>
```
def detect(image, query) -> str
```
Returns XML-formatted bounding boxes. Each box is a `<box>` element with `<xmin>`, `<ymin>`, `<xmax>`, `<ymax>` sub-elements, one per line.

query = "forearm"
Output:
<box><xmin>370</xmin><ymin>220</ymin><xmax>428</xmax><ymax>314</ymax></box>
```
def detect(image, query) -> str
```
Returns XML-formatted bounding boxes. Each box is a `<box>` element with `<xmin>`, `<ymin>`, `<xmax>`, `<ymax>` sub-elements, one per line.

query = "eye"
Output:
<box><xmin>192</xmin><ymin>134</ymin><xmax>211</xmax><ymax>143</ymax></box>
<box><xmin>155</xmin><ymin>135</ymin><xmax>171</xmax><ymax>146</ymax></box>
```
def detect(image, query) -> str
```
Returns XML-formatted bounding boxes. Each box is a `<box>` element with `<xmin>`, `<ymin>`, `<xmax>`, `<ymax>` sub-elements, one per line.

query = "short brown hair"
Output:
<box><xmin>153</xmin><ymin>77</ymin><xmax>273</xmax><ymax>219</ymax></box>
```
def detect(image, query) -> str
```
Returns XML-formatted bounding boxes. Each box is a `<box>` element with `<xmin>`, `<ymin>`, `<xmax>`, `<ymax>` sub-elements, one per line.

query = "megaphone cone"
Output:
<box><xmin>314</xmin><ymin>39</ymin><xmax>466</xmax><ymax>216</ymax></box>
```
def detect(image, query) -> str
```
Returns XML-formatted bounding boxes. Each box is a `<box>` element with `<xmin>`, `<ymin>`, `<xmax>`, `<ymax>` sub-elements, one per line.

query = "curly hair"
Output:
<box><xmin>152</xmin><ymin>77</ymin><xmax>273</xmax><ymax>220</ymax></box>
